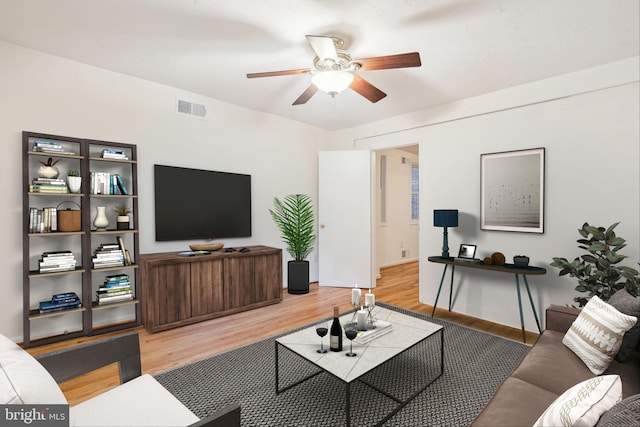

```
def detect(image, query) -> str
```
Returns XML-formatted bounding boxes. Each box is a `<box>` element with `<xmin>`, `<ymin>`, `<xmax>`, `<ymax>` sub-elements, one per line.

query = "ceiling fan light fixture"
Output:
<box><xmin>311</xmin><ymin>70</ymin><xmax>354</xmax><ymax>96</ymax></box>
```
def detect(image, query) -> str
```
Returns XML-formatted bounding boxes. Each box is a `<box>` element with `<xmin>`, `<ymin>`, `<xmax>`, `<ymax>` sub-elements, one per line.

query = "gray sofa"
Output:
<box><xmin>471</xmin><ymin>305</ymin><xmax>640</xmax><ymax>426</ymax></box>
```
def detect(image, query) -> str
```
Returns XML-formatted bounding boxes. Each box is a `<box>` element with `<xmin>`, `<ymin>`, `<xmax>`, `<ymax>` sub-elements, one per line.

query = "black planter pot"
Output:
<box><xmin>288</xmin><ymin>260</ymin><xmax>309</xmax><ymax>294</ymax></box>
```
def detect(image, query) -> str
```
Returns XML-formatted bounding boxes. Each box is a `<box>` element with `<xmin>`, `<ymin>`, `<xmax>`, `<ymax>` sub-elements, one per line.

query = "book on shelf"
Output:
<box><xmin>92</xmin><ymin>243</ymin><xmax>125</xmax><ymax>268</ymax></box>
<box><xmin>96</xmin><ymin>292</ymin><xmax>133</xmax><ymax>305</ymax></box>
<box><xmin>32</xmin><ymin>207</ymin><xmax>59</xmax><ymax>233</ymax></box>
<box><xmin>31</xmin><ymin>178</ymin><xmax>66</xmax><ymax>185</ymax></box>
<box><xmin>100</xmin><ymin>148</ymin><xmax>129</xmax><ymax>160</ymax></box>
<box><xmin>39</xmin><ymin>292</ymin><xmax>82</xmax><ymax>313</ymax></box>
<box><xmin>103</xmin><ymin>274</ymin><xmax>130</xmax><ymax>285</ymax></box>
<box><xmin>96</xmin><ymin>272</ymin><xmax>133</xmax><ymax>305</ymax></box>
<box><xmin>116</xmin><ymin>236</ymin><xmax>131</xmax><ymax>265</ymax></box>
<box><xmin>29</xmin><ymin>183</ymin><xmax>69</xmax><ymax>193</ymax></box>
<box><xmin>99</xmin><ymin>283</ymin><xmax>131</xmax><ymax>292</ymax></box>
<box><xmin>38</xmin><ymin>250</ymin><xmax>77</xmax><ymax>273</ymax></box>
<box><xmin>32</xmin><ymin>140</ymin><xmax>77</xmax><ymax>156</ymax></box>
<box><xmin>90</xmin><ymin>172</ymin><xmax>128</xmax><ymax>195</ymax></box>
<box><xmin>353</xmin><ymin>319</ymin><xmax>393</xmax><ymax>345</ymax></box>
<box><xmin>115</xmin><ymin>174</ymin><xmax>128</xmax><ymax>195</ymax></box>
<box><xmin>52</xmin><ymin>292</ymin><xmax>80</xmax><ymax>303</ymax></box>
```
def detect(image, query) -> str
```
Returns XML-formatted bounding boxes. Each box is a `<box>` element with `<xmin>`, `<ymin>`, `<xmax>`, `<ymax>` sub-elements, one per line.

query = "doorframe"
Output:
<box><xmin>372</xmin><ymin>143</ymin><xmax>421</xmax><ymax>280</ymax></box>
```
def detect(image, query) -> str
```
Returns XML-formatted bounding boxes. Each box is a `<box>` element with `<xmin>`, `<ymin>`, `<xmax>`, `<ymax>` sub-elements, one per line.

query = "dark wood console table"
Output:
<box><xmin>428</xmin><ymin>256</ymin><xmax>546</xmax><ymax>342</ymax></box>
<box><xmin>140</xmin><ymin>245</ymin><xmax>282</xmax><ymax>332</ymax></box>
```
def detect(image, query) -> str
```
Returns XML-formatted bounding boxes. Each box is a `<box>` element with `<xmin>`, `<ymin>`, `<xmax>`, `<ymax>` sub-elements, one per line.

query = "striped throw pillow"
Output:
<box><xmin>533</xmin><ymin>375</ymin><xmax>622</xmax><ymax>427</ymax></box>
<box><xmin>562</xmin><ymin>295</ymin><xmax>637</xmax><ymax>375</ymax></box>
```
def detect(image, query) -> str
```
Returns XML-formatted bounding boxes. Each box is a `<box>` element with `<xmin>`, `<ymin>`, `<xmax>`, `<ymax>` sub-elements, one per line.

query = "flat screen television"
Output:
<box><xmin>154</xmin><ymin>164</ymin><xmax>251</xmax><ymax>241</ymax></box>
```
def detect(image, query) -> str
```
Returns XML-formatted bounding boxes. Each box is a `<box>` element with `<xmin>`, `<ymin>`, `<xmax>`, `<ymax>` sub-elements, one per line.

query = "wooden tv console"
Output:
<box><xmin>140</xmin><ymin>245</ymin><xmax>282</xmax><ymax>333</ymax></box>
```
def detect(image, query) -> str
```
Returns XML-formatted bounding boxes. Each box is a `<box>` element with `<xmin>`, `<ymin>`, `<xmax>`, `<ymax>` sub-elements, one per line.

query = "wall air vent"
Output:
<box><xmin>176</xmin><ymin>99</ymin><xmax>207</xmax><ymax>118</ymax></box>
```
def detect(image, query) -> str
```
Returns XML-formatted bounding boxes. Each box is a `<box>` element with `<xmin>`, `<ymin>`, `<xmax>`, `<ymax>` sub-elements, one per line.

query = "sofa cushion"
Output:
<box><xmin>511</xmin><ymin>330</ymin><xmax>595</xmax><ymax>396</ymax></box>
<box><xmin>470</xmin><ymin>376</ymin><xmax>558</xmax><ymax>427</ymax></box>
<box><xmin>533</xmin><ymin>375</ymin><xmax>622</xmax><ymax>427</ymax></box>
<box><xmin>607</xmin><ymin>289</ymin><xmax>640</xmax><ymax>362</ymax></box>
<box><xmin>604</xmin><ymin>350</ymin><xmax>640</xmax><ymax>397</ymax></box>
<box><xmin>70</xmin><ymin>374</ymin><xmax>199</xmax><ymax>427</ymax></box>
<box><xmin>0</xmin><ymin>334</ymin><xmax>67</xmax><ymax>405</ymax></box>
<box><xmin>596</xmin><ymin>393</ymin><xmax>640</xmax><ymax>427</ymax></box>
<box><xmin>562</xmin><ymin>295</ymin><xmax>637</xmax><ymax>375</ymax></box>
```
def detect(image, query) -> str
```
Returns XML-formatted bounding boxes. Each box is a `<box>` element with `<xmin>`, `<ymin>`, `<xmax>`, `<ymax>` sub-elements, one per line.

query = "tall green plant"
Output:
<box><xmin>550</xmin><ymin>222</ymin><xmax>639</xmax><ymax>307</ymax></box>
<box><xmin>269</xmin><ymin>194</ymin><xmax>316</xmax><ymax>261</ymax></box>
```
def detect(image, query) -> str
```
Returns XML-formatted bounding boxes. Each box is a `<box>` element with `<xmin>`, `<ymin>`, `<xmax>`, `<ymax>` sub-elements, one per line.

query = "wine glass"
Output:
<box><xmin>316</xmin><ymin>321</ymin><xmax>328</xmax><ymax>354</ymax></box>
<box><xmin>344</xmin><ymin>323</ymin><xmax>358</xmax><ymax>357</ymax></box>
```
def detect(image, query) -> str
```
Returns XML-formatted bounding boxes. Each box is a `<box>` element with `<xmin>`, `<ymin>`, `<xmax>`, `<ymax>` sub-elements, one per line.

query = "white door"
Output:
<box><xmin>318</xmin><ymin>151</ymin><xmax>375</xmax><ymax>289</ymax></box>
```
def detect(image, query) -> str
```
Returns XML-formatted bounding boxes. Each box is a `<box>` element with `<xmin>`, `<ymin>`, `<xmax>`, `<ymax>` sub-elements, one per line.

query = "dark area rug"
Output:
<box><xmin>155</xmin><ymin>302</ymin><xmax>530</xmax><ymax>426</ymax></box>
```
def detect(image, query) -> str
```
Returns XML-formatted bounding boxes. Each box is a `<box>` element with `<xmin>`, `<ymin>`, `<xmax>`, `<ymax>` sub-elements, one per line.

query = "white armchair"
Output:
<box><xmin>0</xmin><ymin>332</ymin><xmax>240</xmax><ymax>427</ymax></box>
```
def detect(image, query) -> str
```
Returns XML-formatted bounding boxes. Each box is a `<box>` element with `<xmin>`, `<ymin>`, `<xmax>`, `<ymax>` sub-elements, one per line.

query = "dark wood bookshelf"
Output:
<box><xmin>22</xmin><ymin>131</ymin><xmax>141</xmax><ymax>348</ymax></box>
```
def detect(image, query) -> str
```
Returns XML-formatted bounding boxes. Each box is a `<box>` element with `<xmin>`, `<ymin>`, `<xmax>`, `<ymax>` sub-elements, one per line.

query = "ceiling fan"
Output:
<box><xmin>246</xmin><ymin>35</ymin><xmax>421</xmax><ymax>105</ymax></box>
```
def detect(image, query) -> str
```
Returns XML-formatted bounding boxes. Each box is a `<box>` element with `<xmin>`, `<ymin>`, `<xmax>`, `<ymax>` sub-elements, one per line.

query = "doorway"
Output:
<box><xmin>374</xmin><ymin>145</ymin><xmax>420</xmax><ymax>278</ymax></box>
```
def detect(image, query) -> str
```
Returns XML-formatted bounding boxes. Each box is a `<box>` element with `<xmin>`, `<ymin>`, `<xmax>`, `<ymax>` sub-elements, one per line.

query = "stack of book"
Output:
<box><xmin>354</xmin><ymin>319</ymin><xmax>393</xmax><ymax>345</ymax></box>
<box><xmin>38</xmin><ymin>250</ymin><xmax>77</xmax><ymax>273</ymax></box>
<box><xmin>32</xmin><ymin>139</ymin><xmax>76</xmax><ymax>155</ymax></box>
<box><xmin>39</xmin><ymin>292</ymin><xmax>82</xmax><ymax>313</ymax></box>
<box><xmin>96</xmin><ymin>274</ymin><xmax>133</xmax><ymax>305</ymax></box>
<box><xmin>101</xmin><ymin>148</ymin><xmax>129</xmax><ymax>160</ymax></box>
<box><xmin>29</xmin><ymin>177</ymin><xmax>68</xmax><ymax>194</ymax></box>
<box><xmin>90</xmin><ymin>171</ymin><xmax>128</xmax><ymax>195</ymax></box>
<box><xmin>92</xmin><ymin>243</ymin><xmax>125</xmax><ymax>269</ymax></box>
<box><xmin>29</xmin><ymin>207</ymin><xmax>59</xmax><ymax>233</ymax></box>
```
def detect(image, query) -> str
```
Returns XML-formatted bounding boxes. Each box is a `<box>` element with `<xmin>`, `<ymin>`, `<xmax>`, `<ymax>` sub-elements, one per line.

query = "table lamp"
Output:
<box><xmin>434</xmin><ymin>209</ymin><xmax>458</xmax><ymax>258</ymax></box>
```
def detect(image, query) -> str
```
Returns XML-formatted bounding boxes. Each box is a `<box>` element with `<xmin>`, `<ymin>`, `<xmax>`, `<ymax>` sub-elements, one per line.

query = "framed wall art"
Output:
<box><xmin>480</xmin><ymin>147</ymin><xmax>545</xmax><ymax>233</ymax></box>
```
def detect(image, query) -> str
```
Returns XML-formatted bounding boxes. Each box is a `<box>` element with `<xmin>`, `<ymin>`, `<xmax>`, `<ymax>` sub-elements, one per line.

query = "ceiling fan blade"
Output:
<box><xmin>305</xmin><ymin>35</ymin><xmax>338</xmax><ymax>62</ymax></box>
<box><xmin>247</xmin><ymin>68</ymin><xmax>309</xmax><ymax>79</ymax></box>
<box><xmin>293</xmin><ymin>84</ymin><xmax>319</xmax><ymax>105</ymax></box>
<box><xmin>350</xmin><ymin>75</ymin><xmax>387</xmax><ymax>103</ymax></box>
<box><xmin>353</xmin><ymin>52</ymin><xmax>421</xmax><ymax>71</ymax></box>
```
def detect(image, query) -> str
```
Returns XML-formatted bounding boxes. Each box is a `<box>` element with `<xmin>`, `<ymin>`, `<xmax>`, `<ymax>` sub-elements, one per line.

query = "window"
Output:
<box><xmin>411</xmin><ymin>163</ymin><xmax>419</xmax><ymax>220</ymax></box>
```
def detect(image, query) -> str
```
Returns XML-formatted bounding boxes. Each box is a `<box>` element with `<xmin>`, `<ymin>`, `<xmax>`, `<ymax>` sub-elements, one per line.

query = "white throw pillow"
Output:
<box><xmin>562</xmin><ymin>295</ymin><xmax>637</xmax><ymax>375</ymax></box>
<box><xmin>0</xmin><ymin>334</ymin><xmax>67</xmax><ymax>404</ymax></box>
<box><xmin>533</xmin><ymin>375</ymin><xmax>622</xmax><ymax>427</ymax></box>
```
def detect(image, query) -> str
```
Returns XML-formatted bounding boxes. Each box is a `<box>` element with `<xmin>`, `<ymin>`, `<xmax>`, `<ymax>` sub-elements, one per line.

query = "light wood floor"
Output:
<box><xmin>26</xmin><ymin>261</ymin><xmax>538</xmax><ymax>406</ymax></box>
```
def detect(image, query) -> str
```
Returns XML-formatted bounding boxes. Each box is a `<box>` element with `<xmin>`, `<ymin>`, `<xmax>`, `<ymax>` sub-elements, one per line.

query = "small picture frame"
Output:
<box><xmin>480</xmin><ymin>148</ymin><xmax>545</xmax><ymax>233</ymax></box>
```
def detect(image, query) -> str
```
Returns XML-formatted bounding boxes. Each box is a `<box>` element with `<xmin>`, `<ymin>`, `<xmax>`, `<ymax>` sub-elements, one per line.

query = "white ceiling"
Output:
<box><xmin>0</xmin><ymin>0</ymin><xmax>638</xmax><ymax>131</ymax></box>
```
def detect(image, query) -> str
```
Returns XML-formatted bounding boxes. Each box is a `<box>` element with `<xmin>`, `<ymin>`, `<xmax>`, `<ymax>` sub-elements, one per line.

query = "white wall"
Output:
<box><xmin>2</xmin><ymin>39</ymin><xmax>638</xmax><ymax>341</ymax></box>
<box><xmin>0</xmin><ymin>41</ymin><xmax>330</xmax><ymax>341</ymax></box>
<box><xmin>331</xmin><ymin>57</ymin><xmax>640</xmax><ymax>332</ymax></box>
<box><xmin>375</xmin><ymin>149</ymin><xmax>420</xmax><ymax>270</ymax></box>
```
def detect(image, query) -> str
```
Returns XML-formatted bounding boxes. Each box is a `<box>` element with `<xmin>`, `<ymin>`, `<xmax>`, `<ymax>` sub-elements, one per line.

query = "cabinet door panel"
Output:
<box><xmin>191</xmin><ymin>259</ymin><xmax>224</xmax><ymax>316</ymax></box>
<box><xmin>150</xmin><ymin>263</ymin><xmax>190</xmax><ymax>326</ymax></box>
<box><xmin>224</xmin><ymin>257</ymin><xmax>255</xmax><ymax>309</ymax></box>
<box><xmin>253</xmin><ymin>253</ymin><xmax>282</xmax><ymax>302</ymax></box>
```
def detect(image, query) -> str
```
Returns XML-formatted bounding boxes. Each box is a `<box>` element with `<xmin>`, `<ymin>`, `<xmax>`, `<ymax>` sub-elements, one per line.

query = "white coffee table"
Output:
<box><xmin>275</xmin><ymin>306</ymin><xmax>444</xmax><ymax>426</ymax></box>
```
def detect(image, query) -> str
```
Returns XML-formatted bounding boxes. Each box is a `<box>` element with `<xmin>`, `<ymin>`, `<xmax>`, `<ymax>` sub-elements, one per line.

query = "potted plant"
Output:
<box><xmin>67</xmin><ymin>170</ymin><xmax>81</xmax><ymax>193</ymax></box>
<box><xmin>551</xmin><ymin>222</ymin><xmax>639</xmax><ymax>307</ymax></box>
<box><xmin>113</xmin><ymin>202</ymin><xmax>132</xmax><ymax>230</ymax></box>
<box><xmin>269</xmin><ymin>194</ymin><xmax>316</xmax><ymax>294</ymax></box>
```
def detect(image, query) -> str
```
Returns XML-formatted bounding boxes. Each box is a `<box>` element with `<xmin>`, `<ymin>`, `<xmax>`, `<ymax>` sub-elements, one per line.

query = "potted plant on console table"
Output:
<box><xmin>269</xmin><ymin>194</ymin><xmax>316</xmax><ymax>294</ymax></box>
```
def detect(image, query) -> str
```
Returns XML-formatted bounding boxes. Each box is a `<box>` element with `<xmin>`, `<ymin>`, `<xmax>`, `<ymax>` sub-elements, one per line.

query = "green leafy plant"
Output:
<box><xmin>550</xmin><ymin>222</ymin><xmax>639</xmax><ymax>307</ymax></box>
<box><xmin>67</xmin><ymin>170</ymin><xmax>80</xmax><ymax>177</ymax></box>
<box><xmin>269</xmin><ymin>194</ymin><xmax>316</xmax><ymax>261</ymax></box>
<box><xmin>113</xmin><ymin>202</ymin><xmax>132</xmax><ymax>216</ymax></box>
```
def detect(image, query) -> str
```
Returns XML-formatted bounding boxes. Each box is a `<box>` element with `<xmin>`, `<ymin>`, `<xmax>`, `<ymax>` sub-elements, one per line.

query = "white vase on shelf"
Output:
<box><xmin>93</xmin><ymin>206</ymin><xmax>109</xmax><ymax>230</ymax></box>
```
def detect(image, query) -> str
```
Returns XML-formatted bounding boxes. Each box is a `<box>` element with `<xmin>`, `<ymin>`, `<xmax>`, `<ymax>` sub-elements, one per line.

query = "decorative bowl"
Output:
<box><xmin>189</xmin><ymin>243</ymin><xmax>224</xmax><ymax>252</ymax></box>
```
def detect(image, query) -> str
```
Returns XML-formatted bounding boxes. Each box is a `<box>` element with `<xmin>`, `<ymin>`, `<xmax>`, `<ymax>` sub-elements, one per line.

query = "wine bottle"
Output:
<box><xmin>329</xmin><ymin>306</ymin><xmax>343</xmax><ymax>352</ymax></box>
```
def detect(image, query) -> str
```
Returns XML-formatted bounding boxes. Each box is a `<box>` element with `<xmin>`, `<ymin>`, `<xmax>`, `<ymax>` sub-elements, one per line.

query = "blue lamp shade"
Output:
<box><xmin>434</xmin><ymin>210</ymin><xmax>459</xmax><ymax>228</ymax></box>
